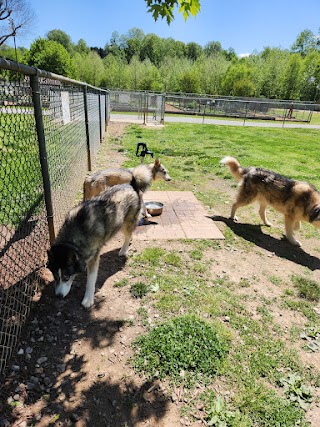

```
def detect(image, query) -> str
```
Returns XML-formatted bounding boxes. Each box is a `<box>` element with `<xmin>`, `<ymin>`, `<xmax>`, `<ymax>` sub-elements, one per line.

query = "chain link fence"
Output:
<box><xmin>0</xmin><ymin>58</ymin><xmax>110</xmax><ymax>375</ymax></box>
<box><xmin>109</xmin><ymin>90</ymin><xmax>165</xmax><ymax>124</ymax></box>
<box><xmin>165</xmin><ymin>93</ymin><xmax>318</xmax><ymax>123</ymax></box>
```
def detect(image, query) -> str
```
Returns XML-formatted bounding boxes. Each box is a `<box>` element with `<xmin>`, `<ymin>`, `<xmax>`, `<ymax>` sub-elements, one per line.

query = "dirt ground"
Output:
<box><xmin>1</xmin><ymin>122</ymin><xmax>320</xmax><ymax>427</ymax></box>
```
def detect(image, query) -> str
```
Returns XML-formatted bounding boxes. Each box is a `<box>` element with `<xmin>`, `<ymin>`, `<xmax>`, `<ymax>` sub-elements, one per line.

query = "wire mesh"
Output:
<box><xmin>165</xmin><ymin>94</ymin><xmax>317</xmax><ymax>123</ymax></box>
<box><xmin>0</xmin><ymin>74</ymin><xmax>49</xmax><ymax>374</ymax></box>
<box><xmin>109</xmin><ymin>90</ymin><xmax>165</xmax><ymax>124</ymax></box>
<box><xmin>0</xmin><ymin>60</ymin><xmax>109</xmax><ymax>376</ymax></box>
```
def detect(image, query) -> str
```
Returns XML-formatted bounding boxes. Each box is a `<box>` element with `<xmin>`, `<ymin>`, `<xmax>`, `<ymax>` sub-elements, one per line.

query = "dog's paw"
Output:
<box><xmin>264</xmin><ymin>221</ymin><xmax>272</xmax><ymax>227</ymax></box>
<box><xmin>230</xmin><ymin>215</ymin><xmax>238</xmax><ymax>222</ymax></box>
<box><xmin>55</xmin><ymin>282</ymin><xmax>72</xmax><ymax>298</ymax></box>
<box><xmin>81</xmin><ymin>296</ymin><xmax>94</xmax><ymax>308</ymax></box>
<box><xmin>118</xmin><ymin>248</ymin><xmax>128</xmax><ymax>257</ymax></box>
<box><xmin>144</xmin><ymin>212</ymin><xmax>152</xmax><ymax>218</ymax></box>
<box><xmin>286</xmin><ymin>236</ymin><xmax>301</xmax><ymax>247</ymax></box>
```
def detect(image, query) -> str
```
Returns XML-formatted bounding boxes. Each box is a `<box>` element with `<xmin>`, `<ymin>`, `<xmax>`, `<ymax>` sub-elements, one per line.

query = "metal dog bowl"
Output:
<box><xmin>145</xmin><ymin>201</ymin><xmax>164</xmax><ymax>216</ymax></box>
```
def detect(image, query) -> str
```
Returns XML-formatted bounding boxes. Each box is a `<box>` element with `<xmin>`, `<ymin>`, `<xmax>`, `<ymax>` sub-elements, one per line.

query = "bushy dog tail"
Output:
<box><xmin>130</xmin><ymin>164</ymin><xmax>152</xmax><ymax>193</ymax></box>
<box><xmin>220</xmin><ymin>156</ymin><xmax>244</xmax><ymax>182</ymax></box>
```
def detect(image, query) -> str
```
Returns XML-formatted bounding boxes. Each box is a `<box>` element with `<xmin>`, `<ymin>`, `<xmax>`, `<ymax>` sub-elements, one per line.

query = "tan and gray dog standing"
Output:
<box><xmin>83</xmin><ymin>158</ymin><xmax>171</xmax><ymax>217</ymax></box>
<box><xmin>221</xmin><ymin>156</ymin><xmax>320</xmax><ymax>246</ymax></box>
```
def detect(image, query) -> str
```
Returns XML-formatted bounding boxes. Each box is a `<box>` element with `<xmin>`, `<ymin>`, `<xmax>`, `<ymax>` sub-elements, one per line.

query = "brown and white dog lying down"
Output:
<box><xmin>83</xmin><ymin>158</ymin><xmax>171</xmax><ymax>217</ymax></box>
<box><xmin>221</xmin><ymin>156</ymin><xmax>320</xmax><ymax>246</ymax></box>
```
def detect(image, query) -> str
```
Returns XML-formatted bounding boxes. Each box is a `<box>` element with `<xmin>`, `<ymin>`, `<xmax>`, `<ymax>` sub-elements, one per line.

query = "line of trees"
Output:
<box><xmin>1</xmin><ymin>27</ymin><xmax>320</xmax><ymax>101</ymax></box>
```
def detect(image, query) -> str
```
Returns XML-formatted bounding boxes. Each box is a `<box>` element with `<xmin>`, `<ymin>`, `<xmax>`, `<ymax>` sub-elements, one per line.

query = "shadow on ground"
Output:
<box><xmin>0</xmin><ymin>248</ymin><xmax>170</xmax><ymax>427</ymax></box>
<box><xmin>211</xmin><ymin>215</ymin><xmax>320</xmax><ymax>271</ymax></box>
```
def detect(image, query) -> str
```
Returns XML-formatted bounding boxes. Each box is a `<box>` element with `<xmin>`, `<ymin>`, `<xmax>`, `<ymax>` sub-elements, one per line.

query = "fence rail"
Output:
<box><xmin>165</xmin><ymin>94</ymin><xmax>317</xmax><ymax>123</ymax></box>
<box><xmin>0</xmin><ymin>58</ymin><xmax>110</xmax><ymax>375</ymax></box>
<box><xmin>109</xmin><ymin>89</ymin><xmax>318</xmax><ymax>124</ymax></box>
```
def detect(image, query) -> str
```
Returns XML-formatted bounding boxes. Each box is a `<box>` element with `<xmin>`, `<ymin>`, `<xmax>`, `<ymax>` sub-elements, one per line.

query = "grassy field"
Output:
<box><xmin>115</xmin><ymin>123</ymin><xmax>320</xmax><ymax>426</ymax></box>
<box><xmin>122</xmin><ymin>122</ymin><xmax>320</xmax><ymax>187</ymax></box>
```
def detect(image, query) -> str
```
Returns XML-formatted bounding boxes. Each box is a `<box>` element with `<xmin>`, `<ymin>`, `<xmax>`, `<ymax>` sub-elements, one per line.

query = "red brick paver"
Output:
<box><xmin>134</xmin><ymin>191</ymin><xmax>224</xmax><ymax>240</ymax></box>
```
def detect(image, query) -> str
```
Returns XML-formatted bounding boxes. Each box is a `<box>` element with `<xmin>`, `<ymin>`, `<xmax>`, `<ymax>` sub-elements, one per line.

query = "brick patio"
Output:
<box><xmin>134</xmin><ymin>191</ymin><xmax>225</xmax><ymax>240</ymax></box>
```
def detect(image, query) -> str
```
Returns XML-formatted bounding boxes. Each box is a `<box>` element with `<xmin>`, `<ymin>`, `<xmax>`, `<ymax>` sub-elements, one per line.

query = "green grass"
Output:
<box><xmin>0</xmin><ymin>113</ymin><xmax>43</xmax><ymax>226</ymax></box>
<box><xmin>291</xmin><ymin>275</ymin><xmax>320</xmax><ymax>302</ymax></box>
<box><xmin>123</xmin><ymin>123</ymin><xmax>320</xmax><ymax>190</ymax></box>
<box><xmin>127</xmin><ymin>244</ymin><xmax>314</xmax><ymax>426</ymax></box>
<box><xmin>116</xmin><ymin>123</ymin><xmax>320</xmax><ymax>425</ymax></box>
<box><xmin>132</xmin><ymin>315</ymin><xmax>229</xmax><ymax>382</ymax></box>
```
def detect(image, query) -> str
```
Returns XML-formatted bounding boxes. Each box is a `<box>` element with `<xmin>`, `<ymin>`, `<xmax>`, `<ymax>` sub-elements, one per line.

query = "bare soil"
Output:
<box><xmin>1</xmin><ymin>122</ymin><xmax>320</xmax><ymax>427</ymax></box>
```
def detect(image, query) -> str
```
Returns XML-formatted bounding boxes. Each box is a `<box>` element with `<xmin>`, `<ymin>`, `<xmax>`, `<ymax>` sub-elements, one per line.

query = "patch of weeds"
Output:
<box><xmin>269</xmin><ymin>275</ymin><xmax>283</xmax><ymax>286</ymax></box>
<box><xmin>192</xmin><ymin>239</ymin><xmax>222</xmax><ymax>251</ymax></box>
<box><xmin>239</xmin><ymin>385</ymin><xmax>308</xmax><ymax>427</ymax></box>
<box><xmin>189</xmin><ymin>249</ymin><xmax>203</xmax><ymax>260</ymax></box>
<box><xmin>192</xmin><ymin>261</ymin><xmax>208</xmax><ymax>274</ymax></box>
<box><xmin>132</xmin><ymin>315</ymin><xmax>229</xmax><ymax>382</ymax></box>
<box><xmin>300</xmin><ymin>325</ymin><xmax>320</xmax><ymax>352</ymax></box>
<box><xmin>163</xmin><ymin>251</ymin><xmax>181</xmax><ymax>267</ymax></box>
<box><xmin>292</xmin><ymin>275</ymin><xmax>320</xmax><ymax>302</ymax></box>
<box><xmin>283</xmin><ymin>288</ymin><xmax>295</xmax><ymax>297</ymax></box>
<box><xmin>137</xmin><ymin>307</ymin><xmax>149</xmax><ymax>327</ymax></box>
<box><xmin>113</xmin><ymin>278</ymin><xmax>129</xmax><ymax>288</ymax></box>
<box><xmin>223</xmin><ymin>227</ymin><xmax>235</xmax><ymax>244</ymax></box>
<box><xmin>256</xmin><ymin>305</ymin><xmax>273</xmax><ymax>322</ymax></box>
<box><xmin>239</xmin><ymin>278</ymin><xmax>251</xmax><ymax>288</ymax></box>
<box><xmin>202</xmin><ymin>392</ymin><xmax>247</xmax><ymax>427</ymax></box>
<box><xmin>281</xmin><ymin>299</ymin><xmax>318</xmax><ymax>321</ymax></box>
<box><xmin>279</xmin><ymin>373</ymin><xmax>313</xmax><ymax>411</ymax></box>
<box><xmin>130</xmin><ymin>282</ymin><xmax>149</xmax><ymax>298</ymax></box>
<box><xmin>132</xmin><ymin>247</ymin><xmax>166</xmax><ymax>267</ymax></box>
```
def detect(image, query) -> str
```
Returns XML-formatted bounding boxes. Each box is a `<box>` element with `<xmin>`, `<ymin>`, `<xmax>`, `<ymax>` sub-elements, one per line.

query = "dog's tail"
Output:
<box><xmin>220</xmin><ymin>156</ymin><xmax>244</xmax><ymax>182</ymax></box>
<box><xmin>130</xmin><ymin>164</ymin><xmax>152</xmax><ymax>193</ymax></box>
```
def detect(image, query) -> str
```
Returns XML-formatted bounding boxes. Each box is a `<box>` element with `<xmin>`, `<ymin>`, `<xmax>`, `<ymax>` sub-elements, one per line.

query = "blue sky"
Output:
<box><xmin>14</xmin><ymin>0</ymin><xmax>320</xmax><ymax>56</ymax></box>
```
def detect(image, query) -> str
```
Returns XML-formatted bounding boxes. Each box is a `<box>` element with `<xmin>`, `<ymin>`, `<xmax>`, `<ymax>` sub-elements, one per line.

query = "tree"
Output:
<box><xmin>204</xmin><ymin>41</ymin><xmax>222</xmax><ymax>56</ymax></box>
<box><xmin>25</xmin><ymin>38</ymin><xmax>75</xmax><ymax>77</ymax></box>
<box><xmin>0</xmin><ymin>0</ymin><xmax>34</xmax><ymax>46</ymax></box>
<box><xmin>280</xmin><ymin>53</ymin><xmax>302</xmax><ymax>100</ymax></box>
<box><xmin>74</xmin><ymin>38</ymin><xmax>90</xmax><ymax>55</ymax></box>
<box><xmin>122</xmin><ymin>28</ymin><xmax>145</xmax><ymax>63</ymax></box>
<box><xmin>291</xmin><ymin>29</ymin><xmax>319</xmax><ymax>56</ymax></box>
<box><xmin>46</xmin><ymin>29</ymin><xmax>73</xmax><ymax>53</ymax></box>
<box><xmin>186</xmin><ymin>41</ymin><xmax>202</xmax><ymax>61</ymax></box>
<box><xmin>144</xmin><ymin>0</ymin><xmax>201</xmax><ymax>24</ymax></box>
<box><xmin>222</xmin><ymin>62</ymin><xmax>255</xmax><ymax>97</ymax></box>
<box><xmin>140</xmin><ymin>33</ymin><xmax>164</xmax><ymax>66</ymax></box>
<box><xmin>73</xmin><ymin>50</ymin><xmax>104</xmax><ymax>85</ymax></box>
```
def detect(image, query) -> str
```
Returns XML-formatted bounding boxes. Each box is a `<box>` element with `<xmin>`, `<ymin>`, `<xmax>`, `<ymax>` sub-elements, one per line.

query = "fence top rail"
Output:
<box><xmin>0</xmin><ymin>57</ymin><xmax>109</xmax><ymax>93</ymax></box>
<box><xmin>165</xmin><ymin>94</ymin><xmax>315</xmax><ymax>108</ymax></box>
<box><xmin>166</xmin><ymin>92</ymin><xmax>317</xmax><ymax>105</ymax></box>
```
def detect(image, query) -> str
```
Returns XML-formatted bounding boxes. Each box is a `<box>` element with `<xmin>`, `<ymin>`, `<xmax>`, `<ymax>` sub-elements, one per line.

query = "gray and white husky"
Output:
<box><xmin>47</xmin><ymin>166</ymin><xmax>150</xmax><ymax>308</ymax></box>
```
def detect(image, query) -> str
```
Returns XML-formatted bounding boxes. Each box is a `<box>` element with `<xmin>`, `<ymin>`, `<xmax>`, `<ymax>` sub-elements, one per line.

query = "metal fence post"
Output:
<box><xmin>98</xmin><ymin>92</ymin><xmax>102</xmax><ymax>143</ymax></box>
<box><xmin>83</xmin><ymin>85</ymin><xmax>92</xmax><ymax>171</ymax></box>
<box><xmin>161</xmin><ymin>92</ymin><xmax>166</xmax><ymax>124</ymax></box>
<box><xmin>243</xmin><ymin>102</ymin><xmax>248</xmax><ymax>126</ymax></box>
<box><xmin>30</xmin><ymin>74</ymin><xmax>55</xmax><ymax>244</ymax></box>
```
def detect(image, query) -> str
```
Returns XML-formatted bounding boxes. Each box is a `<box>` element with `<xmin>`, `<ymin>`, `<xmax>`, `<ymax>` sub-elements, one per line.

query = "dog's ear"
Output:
<box><xmin>309</xmin><ymin>205</ymin><xmax>320</xmax><ymax>222</ymax></box>
<box><xmin>154</xmin><ymin>158</ymin><xmax>160</xmax><ymax>167</ymax></box>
